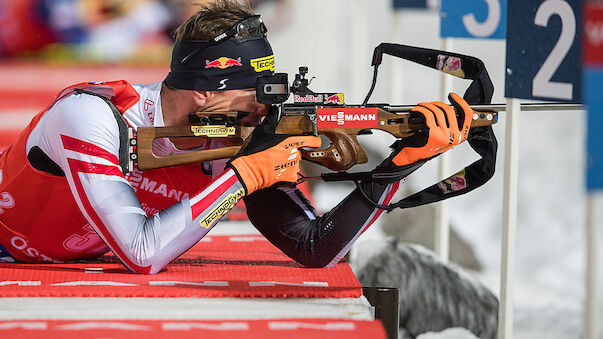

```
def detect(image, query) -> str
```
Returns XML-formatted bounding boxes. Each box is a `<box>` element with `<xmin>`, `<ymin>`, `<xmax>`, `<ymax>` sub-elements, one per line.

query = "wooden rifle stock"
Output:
<box><xmin>131</xmin><ymin>107</ymin><xmax>498</xmax><ymax>171</ymax></box>
<box><xmin>274</xmin><ymin>107</ymin><xmax>497</xmax><ymax>171</ymax></box>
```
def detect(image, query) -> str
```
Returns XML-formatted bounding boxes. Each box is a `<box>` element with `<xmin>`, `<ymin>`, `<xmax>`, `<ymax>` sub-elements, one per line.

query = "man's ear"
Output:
<box><xmin>192</xmin><ymin>91</ymin><xmax>213</xmax><ymax>107</ymax></box>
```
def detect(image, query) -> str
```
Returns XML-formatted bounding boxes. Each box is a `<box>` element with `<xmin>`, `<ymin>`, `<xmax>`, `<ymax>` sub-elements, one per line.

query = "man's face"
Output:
<box><xmin>202</xmin><ymin>88</ymin><xmax>270</xmax><ymax>126</ymax></box>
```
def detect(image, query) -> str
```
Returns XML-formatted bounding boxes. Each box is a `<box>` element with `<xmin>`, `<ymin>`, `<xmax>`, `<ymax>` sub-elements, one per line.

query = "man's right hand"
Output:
<box><xmin>369</xmin><ymin>93</ymin><xmax>473</xmax><ymax>185</ymax></box>
<box><xmin>228</xmin><ymin>108</ymin><xmax>321</xmax><ymax>195</ymax></box>
<box><xmin>392</xmin><ymin>92</ymin><xmax>472</xmax><ymax>166</ymax></box>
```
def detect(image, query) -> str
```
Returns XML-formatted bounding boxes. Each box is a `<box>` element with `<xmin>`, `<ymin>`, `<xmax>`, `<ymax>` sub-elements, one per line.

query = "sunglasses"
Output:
<box><xmin>180</xmin><ymin>15</ymin><xmax>268</xmax><ymax>65</ymax></box>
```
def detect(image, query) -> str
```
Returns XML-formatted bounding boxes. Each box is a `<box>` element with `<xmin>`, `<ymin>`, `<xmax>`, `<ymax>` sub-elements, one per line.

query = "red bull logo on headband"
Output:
<box><xmin>205</xmin><ymin>57</ymin><xmax>243</xmax><ymax>69</ymax></box>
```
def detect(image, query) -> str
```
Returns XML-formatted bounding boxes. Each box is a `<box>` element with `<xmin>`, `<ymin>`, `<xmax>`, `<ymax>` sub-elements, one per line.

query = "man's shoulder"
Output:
<box><xmin>46</xmin><ymin>93</ymin><xmax>120</xmax><ymax>132</ymax></box>
<box><xmin>54</xmin><ymin>92</ymin><xmax>113</xmax><ymax>114</ymax></box>
<box><xmin>132</xmin><ymin>82</ymin><xmax>162</xmax><ymax>98</ymax></box>
<box><xmin>127</xmin><ymin>81</ymin><xmax>163</xmax><ymax>126</ymax></box>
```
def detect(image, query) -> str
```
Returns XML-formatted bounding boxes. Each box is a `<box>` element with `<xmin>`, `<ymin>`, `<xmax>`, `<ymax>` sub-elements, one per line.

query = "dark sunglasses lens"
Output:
<box><xmin>236</xmin><ymin>17</ymin><xmax>265</xmax><ymax>37</ymax></box>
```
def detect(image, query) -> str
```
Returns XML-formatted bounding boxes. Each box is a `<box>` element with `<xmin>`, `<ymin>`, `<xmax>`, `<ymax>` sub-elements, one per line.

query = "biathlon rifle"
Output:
<box><xmin>128</xmin><ymin>44</ymin><xmax>499</xmax><ymax>179</ymax></box>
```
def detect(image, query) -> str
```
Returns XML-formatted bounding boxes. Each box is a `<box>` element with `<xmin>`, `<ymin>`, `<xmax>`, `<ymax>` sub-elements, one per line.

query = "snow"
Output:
<box><xmin>417</xmin><ymin>328</ymin><xmax>479</xmax><ymax>339</ymax></box>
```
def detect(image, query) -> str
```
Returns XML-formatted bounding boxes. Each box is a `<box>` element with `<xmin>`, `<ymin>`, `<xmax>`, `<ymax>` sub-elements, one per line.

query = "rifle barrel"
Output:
<box><xmin>386</xmin><ymin>103</ymin><xmax>585</xmax><ymax>113</ymax></box>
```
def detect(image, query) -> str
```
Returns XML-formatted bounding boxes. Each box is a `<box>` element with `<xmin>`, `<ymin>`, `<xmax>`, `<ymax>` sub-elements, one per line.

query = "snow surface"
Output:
<box><xmin>260</xmin><ymin>1</ymin><xmax>602</xmax><ymax>338</ymax></box>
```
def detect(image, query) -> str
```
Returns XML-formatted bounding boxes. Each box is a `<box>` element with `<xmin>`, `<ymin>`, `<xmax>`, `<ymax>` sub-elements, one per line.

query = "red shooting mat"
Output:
<box><xmin>0</xmin><ymin>319</ymin><xmax>386</xmax><ymax>339</ymax></box>
<box><xmin>0</xmin><ymin>235</ymin><xmax>362</xmax><ymax>298</ymax></box>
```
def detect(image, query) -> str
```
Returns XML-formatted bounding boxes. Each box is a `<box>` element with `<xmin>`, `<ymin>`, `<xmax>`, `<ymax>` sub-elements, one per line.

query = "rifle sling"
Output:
<box><xmin>334</xmin><ymin>58</ymin><xmax>498</xmax><ymax>211</ymax></box>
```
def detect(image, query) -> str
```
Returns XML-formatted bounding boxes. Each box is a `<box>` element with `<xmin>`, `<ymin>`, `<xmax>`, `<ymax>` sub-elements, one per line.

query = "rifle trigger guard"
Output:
<box><xmin>301</xmin><ymin>131</ymin><xmax>368</xmax><ymax>172</ymax></box>
<box><xmin>308</xmin><ymin>113</ymin><xmax>318</xmax><ymax>136</ymax></box>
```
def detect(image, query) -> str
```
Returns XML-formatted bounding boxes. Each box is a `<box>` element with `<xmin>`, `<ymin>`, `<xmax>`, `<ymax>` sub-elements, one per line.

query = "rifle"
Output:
<box><xmin>129</xmin><ymin>43</ymin><xmax>499</xmax><ymax>175</ymax></box>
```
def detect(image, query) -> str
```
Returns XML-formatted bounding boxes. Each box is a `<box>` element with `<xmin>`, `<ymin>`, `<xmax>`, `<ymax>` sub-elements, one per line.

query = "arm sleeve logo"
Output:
<box><xmin>199</xmin><ymin>188</ymin><xmax>245</xmax><ymax>229</ymax></box>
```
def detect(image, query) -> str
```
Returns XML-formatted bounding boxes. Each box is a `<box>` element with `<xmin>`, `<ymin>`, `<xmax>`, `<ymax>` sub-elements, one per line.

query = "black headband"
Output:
<box><xmin>164</xmin><ymin>37</ymin><xmax>274</xmax><ymax>91</ymax></box>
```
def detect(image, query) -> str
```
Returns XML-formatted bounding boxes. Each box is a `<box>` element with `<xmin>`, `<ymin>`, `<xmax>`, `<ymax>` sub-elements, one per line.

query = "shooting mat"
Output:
<box><xmin>0</xmin><ymin>235</ymin><xmax>361</xmax><ymax>298</ymax></box>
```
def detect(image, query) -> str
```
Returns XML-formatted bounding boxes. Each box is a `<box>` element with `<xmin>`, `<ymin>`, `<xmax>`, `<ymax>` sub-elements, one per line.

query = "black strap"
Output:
<box><xmin>352</xmin><ymin>45</ymin><xmax>498</xmax><ymax>211</ymax></box>
<box><xmin>385</xmin><ymin>71</ymin><xmax>497</xmax><ymax>210</ymax></box>
<box><xmin>74</xmin><ymin>88</ymin><xmax>131</xmax><ymax>175</ymax></box>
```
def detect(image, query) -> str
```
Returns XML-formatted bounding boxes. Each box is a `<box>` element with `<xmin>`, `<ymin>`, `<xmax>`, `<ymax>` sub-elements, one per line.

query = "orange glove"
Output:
<box><xmin>228</xmin><ymin>110</ymin><xmax>321</xmax><ymax>195</ymax></box>
<box><xmin>392</xmin><ymin>93</ymin><xmax>473</xmax><ymax>166</ymax></box>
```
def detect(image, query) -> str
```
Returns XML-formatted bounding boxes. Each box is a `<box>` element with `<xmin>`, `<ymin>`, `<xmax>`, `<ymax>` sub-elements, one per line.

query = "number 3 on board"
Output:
<box><xmin>463</xmin><ymin>0</ymin><xmax>501</xmax><ymax>37</ymax></box>
<box><xmin>440</xmin><ymin>0</ymin><xmax>507</xmax><ymax>39</ymax></box>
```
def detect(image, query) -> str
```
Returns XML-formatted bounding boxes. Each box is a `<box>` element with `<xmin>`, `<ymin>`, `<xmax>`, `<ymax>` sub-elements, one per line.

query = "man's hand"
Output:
<box><xmin>368</xmin><ymin>93</ymin><xmax>473</xmax><ymax>185</ymax></box>
<box><xmin>228</xmin><ymin>107</ymin><xmax>321</xmax><ymax>194</ymax></box>
<box><xmin>392</xmin><ymin>92</ymin><xmax>472</xmax><ymax>167</ymax></box>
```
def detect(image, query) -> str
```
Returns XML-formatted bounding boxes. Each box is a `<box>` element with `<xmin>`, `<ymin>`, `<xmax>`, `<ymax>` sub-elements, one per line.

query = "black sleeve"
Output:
<box><xmin>243</xmin><ymin>181</ymin><xmax>394</xmax><ymax>268</ymax></box>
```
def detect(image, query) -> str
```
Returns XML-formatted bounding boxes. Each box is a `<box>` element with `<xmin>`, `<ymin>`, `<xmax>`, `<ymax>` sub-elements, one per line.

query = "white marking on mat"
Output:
<box><xmin>0</xmin><ymin>281</ymin><xmax>41</xmax><ymax>286</ymax></box>
<box><xmin>51</xmin><ymin>281</ymin><xmax>137</xmax><ymax>286</ymax></box>
<box><xmin>57</xmin><ymin>322</ymin><xmax>151</xmax><ymax>331</ymax></box>
<box><xmin>228</xmin><ymin>236</ymin><xmax>266</xmax><ymax>242</ymax></box>
<box><xmin>248</xmin><ymin>281</ymin><xmax>329</xmax><ymax>287</ymax></box>
<box><xmin>162</xmin><ymin>322</ymin><xmax>249</xmax><ymax>331</ymax></box>
<box><xmin>268</xmin><ymin>321</ymin><xmax>355</xmax><ymax>331</ymax></box>
<box><xmin>149</xmin><ymin>281</ymin><xmax>228</xmax><ymax>287</ymax></box>
<box><xmin>84</xmin><ymin>268</ymin><xmax>103</xmax><ymax>273</ymax></box>
<box><xmin>0</xmin><ymin>322</ymin><xmax>48</xmax><ymax>330</ymax></box>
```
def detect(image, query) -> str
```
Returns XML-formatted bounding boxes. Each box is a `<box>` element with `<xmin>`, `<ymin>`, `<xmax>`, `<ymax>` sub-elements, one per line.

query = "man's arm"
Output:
<box><xmin>33</xmin><ymin>93</ymin><xmax>318</xmax><ymax>274</ymax></box>
<box><xmin>244</xmin><ymin>180</ymin><xmax>400</xmax><ymax>268</ymax></box>
<box><xmin>34</xmin><ymin>93</ymin><xmax>245</xmax><ymax>274</ymax></box>
<box><xmin>244</xmin><ymin>95</ymin><xmax>475</xmax><ymax>267</ymax></box>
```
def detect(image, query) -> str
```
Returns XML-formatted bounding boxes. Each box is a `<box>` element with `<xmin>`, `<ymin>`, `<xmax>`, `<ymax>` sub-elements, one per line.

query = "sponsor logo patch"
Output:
<box><xmin>205</xmin><ymin>57</ymin><xmax>243</xmax><ymax>69</ymax></box>
<box><xmin>438</xmin><ymin>169</ymin><xmax>467</xmax><ymax>194</ymax></box>
<box><xmin>191</xmin><ymin>126</ymin><xmax>236</xmax><ymax>138</ymax></box>
<box><xmin>323</xmin><ymin>93</ymin><xmax>344</xmax><ymax>105</ymax></box>
<box><xmin>293</xmin><ymin>93</ymin><xmax>344</xmax><ymax>105</ymax></box>
<box><xmin>199</xmin><ymin>188</ymin><xmax>245</xmax><ymax>229</ymax></box>
<box><xmin>316</xmin><ymin>108</ymin><xmax>378</xmax><ymax>129</ymax></box>
<box><xmin>294</xmin><ymin>94</ymin><xmax>323</xmax><ymax>103</ymax></box>
<box><xmin>437</xmin><ymin>55</ymin><xmax>465</xmax><ymax>78</ymax></box>
<box><xmin>250</xmin><ymin>55</ymin><xmax>275</xmax><ymax>72</ymax></box>
<box><xmin>143</xmin><ymin>99</ymin><xmax>154</xmax><ymax>111</ymax></box>
<box><xmin>143</xmin><ymin>99</ymin><xmax>155</xmax><ymax>123</ymax></box>
<box><xmin>217</xmin><ymin>78</ymin><xmax>229</xmax><ymax>90</ymax></box>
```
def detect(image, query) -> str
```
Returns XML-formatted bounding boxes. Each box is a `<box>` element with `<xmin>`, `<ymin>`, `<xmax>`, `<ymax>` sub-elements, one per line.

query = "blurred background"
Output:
<box><xmin>0</xmin><ymin>0</ymin><xmax>600</xmax><ymax>338</ymax></box>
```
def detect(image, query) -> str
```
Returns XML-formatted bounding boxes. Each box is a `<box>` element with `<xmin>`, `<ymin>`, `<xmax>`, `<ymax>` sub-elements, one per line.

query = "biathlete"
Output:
<box><xmin>0</xmin><ymin>0</ymin><xmax>474</xmax><ymax>274</ymax></box>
